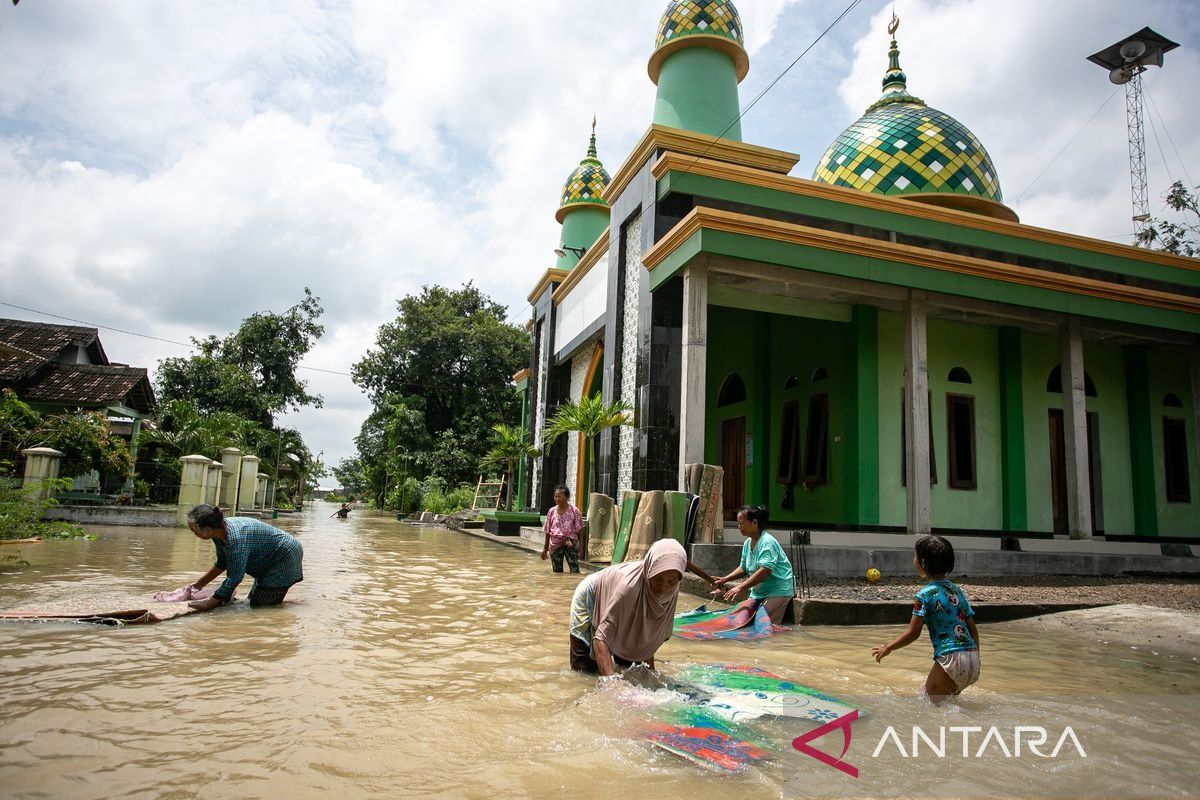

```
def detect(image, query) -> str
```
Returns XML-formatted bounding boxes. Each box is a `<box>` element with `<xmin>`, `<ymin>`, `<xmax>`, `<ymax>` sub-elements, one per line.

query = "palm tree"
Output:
<box><xmin>136</xmin><ymin>400</ymin><xmax>258</xmax><ymax>460</ymax></box>
<box><xmin>542</xmin><ymin>394</ymin><xmax>632</xmax><ymax>503</ymax></box>
<box><xmin>479</xmin><ymin>424</ymin><xmax>539</xmax><ymax>511</ymax></box>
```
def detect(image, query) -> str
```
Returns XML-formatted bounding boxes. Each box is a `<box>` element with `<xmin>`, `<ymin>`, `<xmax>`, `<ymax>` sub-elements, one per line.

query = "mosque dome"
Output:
<box><xmin>812</xmin><ymin>19</ymin><xmax>1017</xmax><ymax>222</ymax></box>
<box><xmin>650</xmin><ymin>0</ymin><xmax>749</xmax><ymax>84</ymax></box>
<box><xmin>556</xmin><ymin>124</ymin><xmax>611</xmax><ymax>224</ymax></box>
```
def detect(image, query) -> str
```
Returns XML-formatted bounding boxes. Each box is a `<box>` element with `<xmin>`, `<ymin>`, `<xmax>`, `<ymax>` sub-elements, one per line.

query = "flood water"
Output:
<box><xmin>1</xmin><ymin>510</ymin><xmax>1197</xmax><ymax>799</ymax></box>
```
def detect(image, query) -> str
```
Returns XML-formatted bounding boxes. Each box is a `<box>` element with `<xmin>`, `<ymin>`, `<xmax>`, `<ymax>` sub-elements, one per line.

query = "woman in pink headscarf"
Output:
<box><xmin>568</xmin><ymin>539</ymin><xmax>688</xmax><ymax>676</ymax></box>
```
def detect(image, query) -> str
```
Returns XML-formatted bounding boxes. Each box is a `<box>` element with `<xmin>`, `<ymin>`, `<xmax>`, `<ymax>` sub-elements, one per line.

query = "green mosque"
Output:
<box><xmin>516</xmin><ymin>0</ymin><xmax>1200</xmax><ymax>545</ymax></box>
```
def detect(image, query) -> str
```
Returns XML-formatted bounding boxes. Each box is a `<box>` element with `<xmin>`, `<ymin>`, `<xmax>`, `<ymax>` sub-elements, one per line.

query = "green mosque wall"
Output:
<box><xmin>1147</xmin><ymin>349</ymin><xmax>1200</xmax><ymax>537</ymax></box>
<box><xmin>653</xmin><ymin>48</ymin><xmax>742</xmax><ymax>140</ymax></box>
<box><xmin>556</xmin><ymin>207</ymin><xmax>609</xmax><ymax>271</ymax></box>
<box><xmin>699</xmin><ymin>306</ymin><xmax>1184</xmax><ymax>537</ymax></box>
<box><xmin>877</xmin><ymin>314</ymin><xmax>1004</xmax><ymax>530</ymax></box>
<box><xmin>1019</xmin><ymin>333</ymin><xmax>1135</xmax><ymax>535</ymax></box>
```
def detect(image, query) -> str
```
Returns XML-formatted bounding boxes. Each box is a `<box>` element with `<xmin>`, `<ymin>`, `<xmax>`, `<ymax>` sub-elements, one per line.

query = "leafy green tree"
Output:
<box><xmin>0</xmin><ymin>389</ymin><xmax>43</xmax><ymax>466</ymax></box>
<box><xmin>543</xmin><ymin>395</ymin><xmax>632</xmax><ymax>500</ymax></box>
<box><xmin>479</xmin><ymin>424</ymin><xmax>539</xmax><ymax>510</ymax></box>
<box><xmin>1138</xmin><ymin>181</ymin><xmax>1199</xmax><ymax>257</ymax></box>
<box><xmin>352</xmin><ymin>283</ymin><xmax>527</xmax><ymax>501</ymax></box>
<box><xmin>332</xmin><ymin>457</ymin><xmax>368</xmax><ymax>499</ymax></box>
<box><xmin>0</xmin><ymin>477</ymin><xmax>87</xmax><ymax>540</ymax></box>
<box><xmin>136</xmin><ymin>399</ymin><xmax>263</xmax><ymax>460</ymax></box>
<box><xmin>156</xmin><ymin>289</ymin><xmax>325</xmax><ymax>426</ymax></box>
<box><xmin>40</xmin><ymin>410</ymin><xmax>133</xmax><ymax>480</ymax></box>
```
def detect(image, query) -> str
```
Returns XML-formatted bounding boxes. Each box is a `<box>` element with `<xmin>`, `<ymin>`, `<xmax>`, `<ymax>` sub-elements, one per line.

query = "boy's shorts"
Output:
<box><xmin>936</xmin><ymin>649</ymin><xmax>980</xmax><ymax>691</ymax></box>
<box><xmin>550</xmin><ymin>542</ymin><xmax>580</xmax><ymax>573</ymax></box>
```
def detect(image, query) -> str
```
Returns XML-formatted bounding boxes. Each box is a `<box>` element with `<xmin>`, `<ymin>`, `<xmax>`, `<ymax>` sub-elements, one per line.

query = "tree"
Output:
<box><xmin>0</xmin><ymin>389</ymin><xmax>43</xmax><ymax>467</ymax></box>
<box><xmin>479</xmin><ymin>424</ymin><xmax>540</xmax><ymax>511</ymax></box>
<box><xmin>542</xmin><ymin>394</ymin><xmax>632</xmax><ymax>501</ymax></box>
<box><xmin>1137</xmin><ymin>181</ymin><xmax>1200</xmax><ymax>258</ymax></box>
<box><xmin>39</xmin><ymin>410</ymin><xmax>133</xmax><ymax>480</ymax></box>
<box><xmin>352</xmin><ymin>283</ymin><xmax>527</xmax><ymax>501</ymax></box>
<box><xmin>332</xmin><ymin>457</ymin><xmax>368</xmax><ymax>499</ymax></box>
<box><xmin>156</xmin><ymin>289</ymin><xmax>325</xmax><ymax>426</ymax></box>
<box><xmin>136</xmin><ymin>399</ymin><xmax>263</xmax><ymax>460</ymax></box>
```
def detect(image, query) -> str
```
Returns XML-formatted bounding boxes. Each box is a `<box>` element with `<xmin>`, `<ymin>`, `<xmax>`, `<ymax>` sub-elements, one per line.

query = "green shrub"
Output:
<box><xmin>0</xmin><ymin>478</ymin><xmax>88</xmax><ymax>540</ymax></box>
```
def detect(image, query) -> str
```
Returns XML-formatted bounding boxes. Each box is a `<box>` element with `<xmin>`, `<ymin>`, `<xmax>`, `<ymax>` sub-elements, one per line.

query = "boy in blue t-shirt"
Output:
<box><xmin>872</xmin><ymin>535</ymin><xmax>980</xmax><ymax>701</ymax></box>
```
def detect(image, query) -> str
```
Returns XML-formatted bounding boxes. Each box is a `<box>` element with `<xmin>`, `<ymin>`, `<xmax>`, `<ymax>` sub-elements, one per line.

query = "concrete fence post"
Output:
<box><xmin>255</xmin><ymin>473</ymin><xmax>268</xmax><ymax>509</ymax></box>
<box><xmin>21</xmin><ymin>447</ymin><xmax>64</xmax><ymax>500</ymax></box>
<box><xmin>177</xmin><ymin>455</ymin><xmax>213</xmax><ymax>526</ymax></box>
<box><xmin>238</xmin><ymin>455</ymin><xmax>261</xmax><ymax>513</ymax></box>
<box><xmin>206</xmin><ymin>461</ymin><xmax>223</xmax><ymax>506</ymax></box>
<box><xmin>219</xmin><ymin>448</ymin><xmax>242</xmax><ymax>510</ymax></box>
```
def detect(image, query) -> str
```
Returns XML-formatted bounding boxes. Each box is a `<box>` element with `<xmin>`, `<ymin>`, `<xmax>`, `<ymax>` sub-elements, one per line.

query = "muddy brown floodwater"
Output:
<box><xmin>1</xmin><ymin>510</ymin><xmax>1197</xmax><ymax>799</ymax></box>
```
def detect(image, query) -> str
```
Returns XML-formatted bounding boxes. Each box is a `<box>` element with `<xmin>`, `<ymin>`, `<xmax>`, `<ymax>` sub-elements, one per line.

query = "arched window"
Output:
<box><xmin>1046</xmin><ymin>365</ymin><xmax>1097</xmax><ymax>397</ymax></box>
<box><xmin>811</xmin><ymin>367</ymin><xmax>828</xmax><ymax>382</ymax></box>
<box><xmin>948</xmin><ymin>367</ymin><xmax>972</xmax><ymax>384</ymax></box>
<box><xmin>1164</xmin><ymin>393</ymin><xmax>1184</xmax><ymax>408</ymax></box>
<box><xmin>783</xmin><ymin>375</ymin><xmax>799</xmax><ymax>390</ymax></box>
<box><xmin>717</xmin><ymin>373</ymin><xmax>747</xmax><ymax>407</ymax></box>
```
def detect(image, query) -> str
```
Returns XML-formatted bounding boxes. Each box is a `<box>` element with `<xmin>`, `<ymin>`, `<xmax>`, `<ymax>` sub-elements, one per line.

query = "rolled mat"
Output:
<box><xmin>586</xmin><ymin>493</ymin><xmax>617</xmax><ymax>563</ymax></box>
<box><xmin>662</xmin><ymin>491</ymin><xmax>692</xmax><ymax>546</ymax></box>
<box><xmin>687</xmin><ymin>463</ymin><xmax>725</xmax><ymax>545</ymax></box>
<box><xmin>611</xmin><ymin>490</ymin><xmax>643</xmax><ymax>563</ymax></box>
<box><xmin>624</xmin><ymin>490</ymin><xmax>664</xmax><ymax>562</ymax></box>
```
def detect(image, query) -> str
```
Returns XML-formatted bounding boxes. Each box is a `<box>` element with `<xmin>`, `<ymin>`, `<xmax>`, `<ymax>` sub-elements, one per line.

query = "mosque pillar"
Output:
<box><xmin>678</xmin><ymin>263</ymin><xmax>708</xmax><ymax>487</ymax></box>
<box><xmin>903</xmin><ymin>293</ymin><xmax>932</xmax><ymax>535</ymax></box>
<box><xmin>998</xmin><ymin>327</ymin><xmax>1028</xmax><ymax>531</ymax></box>
<box><xmin>1060</xmin><ymin>318</ymin><xmax>1093</xmax><ymax>539</ymax></box>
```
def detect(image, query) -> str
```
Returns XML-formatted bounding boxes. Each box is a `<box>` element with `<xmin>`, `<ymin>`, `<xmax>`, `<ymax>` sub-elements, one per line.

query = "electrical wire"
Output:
<box><xmin>675</xmin><ymin>0</ymin><xmax>865</xmax><ymax>175</ymax></box>
<box><xmin>1143</xmin><ymin>82</ymin><xmax>1195</xmax><ymax>189</ymax></box>
<box><xmin>1013</xmin><ymin>88</ymin><xmax>1119</xmax><ymax>205</ymax></box>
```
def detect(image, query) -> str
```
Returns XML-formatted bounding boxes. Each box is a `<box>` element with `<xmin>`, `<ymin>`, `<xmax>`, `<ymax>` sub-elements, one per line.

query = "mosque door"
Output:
<box><xmin>721</xmin><ymin>416</ymin><xmax>746</xmax><ymax>520</ymax></box>
<box><xmin>1048</xmin><ymin>409</ymin><xmax>1102</xmax><ymax>535</ymax></box>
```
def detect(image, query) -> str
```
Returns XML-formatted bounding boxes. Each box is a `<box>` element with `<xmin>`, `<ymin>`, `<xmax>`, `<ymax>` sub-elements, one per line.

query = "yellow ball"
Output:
<box><xmin>865</xmin><ymin>568</ymin><xmax>882</xmax><ymax>583</ymax></box>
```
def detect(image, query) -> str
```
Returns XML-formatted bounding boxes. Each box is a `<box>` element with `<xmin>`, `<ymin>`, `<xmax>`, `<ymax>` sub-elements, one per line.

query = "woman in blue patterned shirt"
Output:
<box><xmin>184</xmin><ymin>504</ymin><xmax>304</xmax><ymax>611</ymax></box>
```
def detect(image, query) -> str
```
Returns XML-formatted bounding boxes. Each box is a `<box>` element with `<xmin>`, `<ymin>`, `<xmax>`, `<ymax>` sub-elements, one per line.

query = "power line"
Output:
<box><xmin>1014</xmin><ymin>88</ymin><xmax>1119</xmax><ymax>204</ymax></box>
<box><xmin>0</xmin><ymin>299</ymin><xmax>355</xmax><ymax>377</ymax></box>
<box><xmin>1143</xmin><ymin>82</ymin><xmax>1195</xmax><ymax>189</ymax></box>
<box><xmin>677</xmin><ymin>0</ymin><xmax>865</xmax><ymax>175</ymax></box>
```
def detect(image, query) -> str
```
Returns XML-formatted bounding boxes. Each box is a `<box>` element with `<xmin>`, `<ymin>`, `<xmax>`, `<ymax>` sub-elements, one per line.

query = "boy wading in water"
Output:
<box><xmin>872</xmin><ymin>535</ymin><xmax>980</xmax><ymax>702</ymax></box>
<box><xmin>541</xmin><ymin>485</ymin><xmax>582</xmax><ymax>573</ymax></box>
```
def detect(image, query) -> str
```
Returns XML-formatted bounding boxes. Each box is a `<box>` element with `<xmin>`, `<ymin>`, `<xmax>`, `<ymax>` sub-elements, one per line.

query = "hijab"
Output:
<box><xmin>591</xmin><ymin>539</ymin><xmax>687</xmax><ymax>663</ymax></box>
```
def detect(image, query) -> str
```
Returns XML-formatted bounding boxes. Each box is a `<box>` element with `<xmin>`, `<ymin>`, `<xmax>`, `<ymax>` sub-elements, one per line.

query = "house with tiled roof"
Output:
<box><xmin>0</xmin><ymin>318</ymin><xmax>155</xmax><ymax>419</ymax></box>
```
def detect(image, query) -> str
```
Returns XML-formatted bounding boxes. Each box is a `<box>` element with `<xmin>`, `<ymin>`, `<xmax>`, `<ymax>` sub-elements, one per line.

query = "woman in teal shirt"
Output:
<box><xmin>712</xmin><ymin>505</ymin><xmax>795</xmax><ymax>623</ymax></box>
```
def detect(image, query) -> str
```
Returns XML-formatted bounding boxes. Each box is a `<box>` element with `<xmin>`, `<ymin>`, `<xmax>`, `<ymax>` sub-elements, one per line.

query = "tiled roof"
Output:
<box><xmin>19</xmin><ymin>364</ymin><xmax>155</xmax><ymax>413</ymax></box>
<box><xmin>0</xmin><ymin>318</ymin><xmax>105</xmax><ymax>382</ymax></box>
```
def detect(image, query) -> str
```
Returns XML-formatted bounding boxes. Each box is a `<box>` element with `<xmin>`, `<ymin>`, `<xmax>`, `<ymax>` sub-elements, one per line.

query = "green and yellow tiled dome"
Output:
<box><xmin>650</xmin><ymin>0</ymin><xmax>749</xmax><ymax>83</ymax></box>
<box><xmin>557</xmin><ymin>126</ymin><xmax>611</xmax><ymax>224</ymax></box>
<box><xmin>812</xmin><ymin>22</ymin><xmax>1017</xmax><ymax>222</ymax></box>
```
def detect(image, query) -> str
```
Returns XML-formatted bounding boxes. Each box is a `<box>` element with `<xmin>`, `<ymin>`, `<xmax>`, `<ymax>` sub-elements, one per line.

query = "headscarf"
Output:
<box><xmin>590</xmin><ymin>539</ymin><xmax>687</xmax><ymax>663</ymax></box>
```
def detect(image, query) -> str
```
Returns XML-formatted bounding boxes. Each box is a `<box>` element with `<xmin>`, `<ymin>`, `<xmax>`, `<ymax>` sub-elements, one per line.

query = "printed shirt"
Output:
<box><xmin>212</xmin><ymin>517</ymin><xmax>305</xmax><ymax>602</ymax></box>
<box><xmin>913</xmin><ymin>579</ymin><xmax>977</xmax><ymax>658</ymax></box>
<box><xmin>569</xmin><ymin>571</ymin><xmax>600</xmax><ymax>645</ymax></box>
<box><xmin>544</xmin><ymin>504</ymin><xmax>583</xmax><ymax>551</ymax></box>
<box><xmin>738</xmin><ymin>532</ymin><xmax>795</xmax><ymax>600</ymax></box>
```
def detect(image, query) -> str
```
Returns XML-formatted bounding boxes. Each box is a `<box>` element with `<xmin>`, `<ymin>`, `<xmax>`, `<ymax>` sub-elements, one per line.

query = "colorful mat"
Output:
<box><xmin>673</xmin><ymin>600</ymin><xmax>789</xmax><ymax>641</ymax></box>
<box><xmin>623</xmin><ymin>490</ymin><xmax>663</xmax><ymax>562</ymax></box>
<box><xmin>586</xmin><ymin>493</ymin><xmax>617</xmax><ymax>563</ymax></box>
<box><xmin>662</xmin><ymin>491</ymin><xmax>692</xmax><ymax>546</ymax></box>
<box><xmin>673</xmin><ymin>664</ymin><xmax>859</xmax><ymax>725</ymax></box>
<box><xmin>684</xmin><ymin>463</ymin><xmax>724</xmax><ymax>544</ymax></box>
<box><xmin>611</xmin><ymin>490</ymin><xmax>642</xmax><ymax>563</ymax></box>
<box><xmin>645</xmin><ymin>719</ymin><xmax>770</xmax><ymax>773</ymax></box>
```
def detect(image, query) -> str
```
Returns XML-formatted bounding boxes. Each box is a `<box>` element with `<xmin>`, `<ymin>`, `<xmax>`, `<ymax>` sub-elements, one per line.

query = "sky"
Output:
<box><xmin>1</xmin><ymin>0</ymin><xmax>1198</xmax><ymax>484</ymax></box>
